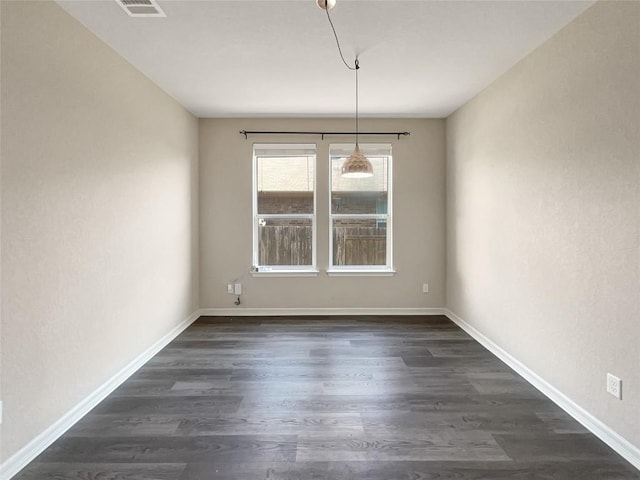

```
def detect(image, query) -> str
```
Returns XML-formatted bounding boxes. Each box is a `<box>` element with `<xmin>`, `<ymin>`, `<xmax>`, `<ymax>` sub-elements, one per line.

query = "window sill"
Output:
<box><xmin>326</xmin><ymin>269</ymin><xmax>396</xmax><ymax>277</ymax></box>
<box><xmin>251</xmin><ymin>270</ymin><xmax>319</xmax><ymax>278</ymax></box>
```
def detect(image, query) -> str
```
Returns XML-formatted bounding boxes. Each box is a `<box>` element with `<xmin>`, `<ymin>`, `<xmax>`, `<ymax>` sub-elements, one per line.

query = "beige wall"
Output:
<box><xmin>200</xmin><ymin>118</ymin><xmax>445</xmax><ymax>310</ymax></box>
<box><xmin>446</xmin><ymin>0</ymin><xmax>640</xmax><ymax>449</ymax></box>
<box><xmin>0</xmin><ymin>0</ymin><xmax>199</xmax><ymax>462</ymax></box>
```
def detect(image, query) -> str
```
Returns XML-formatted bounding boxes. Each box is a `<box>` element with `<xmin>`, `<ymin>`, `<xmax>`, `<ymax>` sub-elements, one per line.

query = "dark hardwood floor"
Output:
<box><xmin>15</xmin><ymin>315</ymin><xmax>640</xmax><ymax>479</ymax></box>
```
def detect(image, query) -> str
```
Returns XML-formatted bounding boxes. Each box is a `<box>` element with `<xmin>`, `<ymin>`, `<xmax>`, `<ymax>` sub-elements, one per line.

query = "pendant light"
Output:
<box><xmin>341</xmin><ymin>59</ymin><xmax>373</xmax><ymax>178</ymax></box>
<box><xmin>319</xmin><ymin>0</ymin><xmax>374</xmax><ymax>178</ymax></box>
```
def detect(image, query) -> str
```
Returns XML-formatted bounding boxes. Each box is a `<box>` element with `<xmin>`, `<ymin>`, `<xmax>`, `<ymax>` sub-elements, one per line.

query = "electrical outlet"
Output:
<box><xmin>227</xmin><ymin>284</ymin><xmax>234</xmax><ymax>294</ymax></box>
<box><xmin>607</xmin><ymin>373</ymin><xmax>621</xmax><ymax>399</ymax></box>
<box><xmin>422</xmin><ymin>283</ymin><xmax>429</xmax><ymax>293</ymax></box>
<box><xmin>234</xmin><ymin>283</ymin><xmax>242</xmax><ymax>295</ymax></box>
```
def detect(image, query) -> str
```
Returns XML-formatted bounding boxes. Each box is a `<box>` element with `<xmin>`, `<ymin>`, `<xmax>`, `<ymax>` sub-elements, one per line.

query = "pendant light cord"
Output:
<box><xmin>325</xmin><ymin>7</ymin><xmax>357</xmax><ymax>71</ymax></box>
<box><xmin>324</xmin><ymin>4</ymin><xmax>362</xmax><ymax>147</ymax></box>
<box><xmin>355</xmin><ymin>58</ymin><xmax>359</xmax><ymax>145</ymax></box>
<box><xmin>325</xmin><ymin>6</ymin><xmax>360</xmax><ymax>144</ymax></box>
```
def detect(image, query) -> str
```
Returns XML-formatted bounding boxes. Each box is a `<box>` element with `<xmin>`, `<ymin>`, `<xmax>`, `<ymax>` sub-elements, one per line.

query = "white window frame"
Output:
<box><xmin>328</xmin><ymin>143</ymin><xmax>394</xmax><ymax>276</ymax></box>
<box><xmin>252</xmin><ymin>144</ymin><xmax>318</xmax><ymax>276</ymax></box>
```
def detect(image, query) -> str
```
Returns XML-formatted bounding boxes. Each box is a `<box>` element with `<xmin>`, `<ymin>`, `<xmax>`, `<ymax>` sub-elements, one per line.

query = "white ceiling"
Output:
<box><xmin>56</xmin><ymin>0</ymin><xmax>595</xmax><ymax>118</ymax></box>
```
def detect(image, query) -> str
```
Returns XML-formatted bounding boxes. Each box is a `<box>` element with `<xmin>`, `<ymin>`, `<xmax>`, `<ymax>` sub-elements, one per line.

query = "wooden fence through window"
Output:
<box><xmin>259</xmin><ymin>226</ymin><xmax>386</xmax><ymax>266</ymax></box>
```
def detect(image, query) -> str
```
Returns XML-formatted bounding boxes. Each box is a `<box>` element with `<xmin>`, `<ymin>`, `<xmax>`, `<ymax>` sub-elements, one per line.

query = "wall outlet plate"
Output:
<box><xmin>227</xmin><ymin>284</ymin><xmax>234</xmax><ymax>294</ymax></box>
<box><xmin>422</xmin><ymin>283</ymin><xmax>429</xmax><ymax>293</ymax></box>
<box><xmin>234</xmin><ymin>283</ymin><xmax>242</xmax><ymax>295</ymax></box>
<box><xmin>607</xmin><ymin>373</ymin><xmax>621</xmax><ymax>399</ymax></box>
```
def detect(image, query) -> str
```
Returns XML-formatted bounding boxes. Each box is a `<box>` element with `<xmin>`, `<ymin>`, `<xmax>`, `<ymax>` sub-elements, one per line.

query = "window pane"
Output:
<box><xmin>332</xmin><ymin>218</ymin><xmax>387</xmax><ymax>266</ymax></box>
<box><xmin>257</xmin><ymin>156</ymin><xmax>314</xmax><ymax>214</ymax></box>
<box><xmin>331</xmin><ymin>156</ymin><xmax>388</xmax><ymax>214</ymax></box>
<box><xmin>259</xmin><ymin>217</ymin><xmax>313</xmax><ymax>266</ymax></box>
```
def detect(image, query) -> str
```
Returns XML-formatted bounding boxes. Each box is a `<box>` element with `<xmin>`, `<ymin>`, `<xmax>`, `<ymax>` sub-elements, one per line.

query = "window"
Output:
<box><xmin>253</xmin><ymin>144</ymin><xmax>316</xmax><ymax>273</ymax></box>
<box><xmin>329</xmin><ymin>144</ymin><xmax>393</xmax><ymax>273</ymax></box>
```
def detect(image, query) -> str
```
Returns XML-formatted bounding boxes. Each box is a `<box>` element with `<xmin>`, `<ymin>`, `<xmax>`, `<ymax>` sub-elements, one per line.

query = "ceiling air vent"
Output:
<box><xmin>116</xmin><ymin>0</ymin><xmax>166</xmax><ymax>17</ymax></box>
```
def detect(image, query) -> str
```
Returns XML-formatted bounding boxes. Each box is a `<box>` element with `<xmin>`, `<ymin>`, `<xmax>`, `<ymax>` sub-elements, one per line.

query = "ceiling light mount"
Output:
<box><xmin>316</xmin><ymin>0</ymin><xmax>336</xmax><ymax>10</ymax></box>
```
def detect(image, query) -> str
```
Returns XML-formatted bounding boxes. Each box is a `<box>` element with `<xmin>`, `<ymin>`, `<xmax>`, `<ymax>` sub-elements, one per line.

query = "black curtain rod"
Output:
<box><xmin>239</xmin><ymin>130</ymin><xmax>410</xmax><ymax>140</ymax></box>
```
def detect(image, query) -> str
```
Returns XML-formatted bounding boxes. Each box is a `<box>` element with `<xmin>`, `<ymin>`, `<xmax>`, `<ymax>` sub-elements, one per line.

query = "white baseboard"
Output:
<box><xmin>444</xmin><ymin>308</ymin><xmax>640</xmax><ymax>471</ymax></box>
<box><xmin>0</xmin><ymin>309</ymin><xmax>202</xmax><ymax>480</ymax></box>
<box><xmin>199</xmin><ymin>307</ymin><xmax>446</xmax><ymax>317</ymax></box>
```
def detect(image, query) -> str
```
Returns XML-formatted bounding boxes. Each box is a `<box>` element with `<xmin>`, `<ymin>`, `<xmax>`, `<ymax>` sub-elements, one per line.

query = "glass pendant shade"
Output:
<box><xmin>341</xmin><ymin>144</ymin><xmax>374</xmax><ymax>178</ymax></box>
